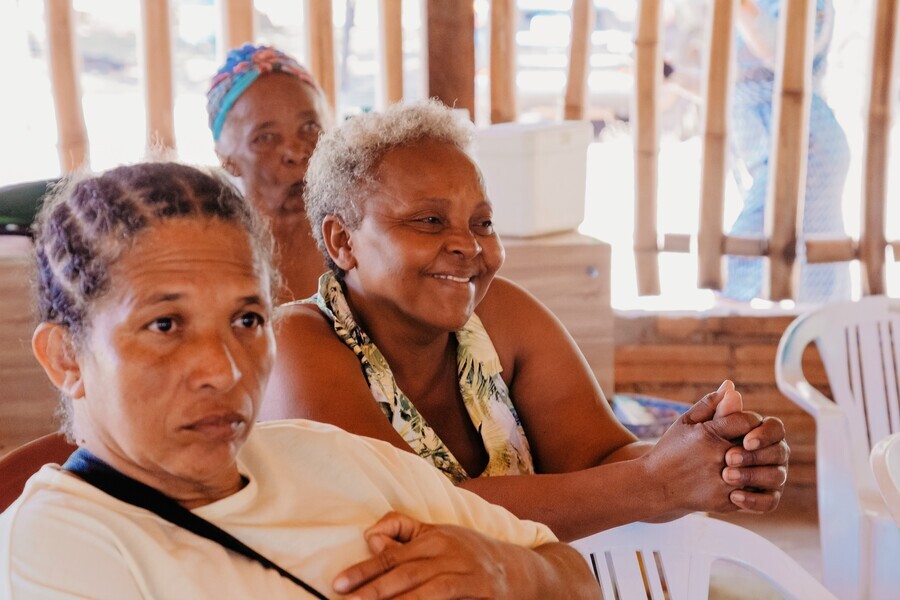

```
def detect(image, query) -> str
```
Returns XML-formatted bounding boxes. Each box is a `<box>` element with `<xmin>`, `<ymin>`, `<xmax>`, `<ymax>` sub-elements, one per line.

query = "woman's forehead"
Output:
<box><xmin>108</xmin><ymin>220</ymin><xmax>268</xmax><ymax>295</ymax></box>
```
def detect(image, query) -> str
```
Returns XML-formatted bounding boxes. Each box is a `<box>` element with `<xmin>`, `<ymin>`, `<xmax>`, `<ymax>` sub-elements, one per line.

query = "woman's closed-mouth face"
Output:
<box><xmin>73</xmin><ymin>219</ymin><xmax>275</xmax><ymax>496</ymax></box>
<box><xmin>343</xmin><ymin>138</ymin><xmax>504</xmax><ymax>335</ymax></box>
<box><xmin>216</xmin><ymin>72</ymin><xmax>325</xmax><ymax>221</ymax></box>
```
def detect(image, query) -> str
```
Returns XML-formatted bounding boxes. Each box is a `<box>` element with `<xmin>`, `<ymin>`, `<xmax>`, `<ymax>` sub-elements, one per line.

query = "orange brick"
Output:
<box><xmin>616</xmin><ymin>344</ymin><xmax>730</xmax><ymax>366</ymax></box>
<box><xmin>655</xmin><ymin>316</ymin><xmax>706</xmax><ymax>340</ymax></box>
<box><xmin>735</xmin><ymin>344</ymin><xmax>778</xmax><ymax>364</ymax></box>
<box><xmin>615</xmin><ymin>363</ymin><xmax>729</xmax><ymax>386</ymax></box>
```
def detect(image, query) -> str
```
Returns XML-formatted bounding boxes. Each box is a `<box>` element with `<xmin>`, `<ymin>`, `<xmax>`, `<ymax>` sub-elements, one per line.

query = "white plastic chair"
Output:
<box><xmin>570</xmin><ymin>513</ymin><xmax>834</xmax><ymax>600</ymax></box>
<box><xmin>871</xmin><ymin>432</ymin><xmax>900</xmax><ymax>527</ymax></box>
<box><xmin>776</xmin><ymin>295</ymin><xmax>900</xmax><ymax>599</ymax></box>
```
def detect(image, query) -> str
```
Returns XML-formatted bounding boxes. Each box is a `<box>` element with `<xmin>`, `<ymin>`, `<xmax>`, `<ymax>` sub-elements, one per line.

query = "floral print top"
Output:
<box><xmin>293</xmin><ymin>272</ymin><xmax>535</xmax><ymax>483</ymax></box>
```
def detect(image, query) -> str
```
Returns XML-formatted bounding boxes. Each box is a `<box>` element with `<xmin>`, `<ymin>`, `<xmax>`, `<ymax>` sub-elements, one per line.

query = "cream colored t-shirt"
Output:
<box><xmin>0</xmin><ymin>420</ymin><xmax>556</xmax><ymax>599</ymax></box>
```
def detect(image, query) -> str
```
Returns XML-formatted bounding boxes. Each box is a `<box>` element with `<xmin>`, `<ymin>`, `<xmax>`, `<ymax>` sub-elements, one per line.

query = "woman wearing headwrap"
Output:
<box><xmin>208</xmin><ymin>44</ymin><xmax>331</xmax><ymax>301</ymax></box>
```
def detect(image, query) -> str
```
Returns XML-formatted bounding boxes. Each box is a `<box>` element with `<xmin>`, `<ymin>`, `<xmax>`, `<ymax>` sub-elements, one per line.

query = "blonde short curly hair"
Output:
<box><xmin>304</xmin><ymin>99</ymin><xmax>475</xmax><ymax>276</ymax></box>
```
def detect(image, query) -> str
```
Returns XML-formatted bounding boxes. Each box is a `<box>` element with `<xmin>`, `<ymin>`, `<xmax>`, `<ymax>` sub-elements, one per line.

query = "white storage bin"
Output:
<box><xmin>473</xmin><ymin>120</ymin><xmax>593</xmax><ymax>238</ymax></box>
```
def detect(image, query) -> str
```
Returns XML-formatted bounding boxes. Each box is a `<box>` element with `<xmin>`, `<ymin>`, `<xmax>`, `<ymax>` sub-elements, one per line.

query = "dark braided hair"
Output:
<box><xmin>32</xmin><ymin>162</ymin><xmax>277</xmax><ymax>433</ymax></box>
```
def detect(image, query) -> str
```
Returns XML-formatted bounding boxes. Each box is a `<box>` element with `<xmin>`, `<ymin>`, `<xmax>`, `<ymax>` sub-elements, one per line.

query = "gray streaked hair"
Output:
<box><xmin>304</xmin><ymin>99</ymin><xmax>474</xmax><ymax>276</ymax></box>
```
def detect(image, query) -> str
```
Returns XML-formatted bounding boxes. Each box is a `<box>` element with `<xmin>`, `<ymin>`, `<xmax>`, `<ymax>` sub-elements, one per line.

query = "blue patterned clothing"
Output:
<box><xmin>726</xmin><ymin>0</ymin><xmax>850</xmax><ymax>303</ymax></box>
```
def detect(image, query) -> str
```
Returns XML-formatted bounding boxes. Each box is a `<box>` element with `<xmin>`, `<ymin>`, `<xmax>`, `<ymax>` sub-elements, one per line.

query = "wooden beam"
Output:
<box><xmin>379</xmin><ymin>0</ymin><xmax>404</xmax><ymax>106</ymax></box>
<box><xmin>805</xmin><ymin>236</ymin><xmax>857</xmax><ymax>264</ymax></box>
<box><xmin>861</xmin><ymin>0</ymin><xmax>898</xmax><ymax>294</ymax></box>
<box><xmin>564</xmin><ymin>0</ymin><xmax>595</xmax><ymax>120</ymax></box>
<box><xmin>220</xmin><ymin>0</ymin><xmax>254</xmax><ymax>54</ymax></box>
<box><xmin>307</xmin><ymin>0</ymin><xmax>337</xmax><ymax>112</ymax></box>
<box><xmin>633</xmin><ymin>0</ymin><xmax>663</xmax><ymax>296</ymax></box>
<box><xmin>724</xmin><ymin>235</ymin><xmax>768</xmax><ymax>257</ymax></box>
<box><xmin>697</xmin><ymin>0</ymin><xmax>737</xmax><ymax>290</ymax></box>
<box><xmin>44</xmin><ymin>0</ymin><xmax>89</xmax><ymax>172</ymax></box>
<box><xmin>765</xmin><ymin>0</ymin><xmax>815</xmax><ymax>300</ymax></box>
<box><xmin>141</xmin><ymin>0</ymin><xmax>176</xmax><ymax>153</ymax></box>
<box><xmin>490</xmin><ymin>0</ymin><xmax>517</xmax><ymax>123</ymax></box>
<box><xmin>426</xmin><ymin>0</ymin><xmax>476</xmax><ymax>120</ymax></box>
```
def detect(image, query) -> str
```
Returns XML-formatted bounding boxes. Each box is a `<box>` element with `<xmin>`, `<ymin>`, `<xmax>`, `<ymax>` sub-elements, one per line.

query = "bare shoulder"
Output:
<box><xmin>475</xmin><ymin>276</ymin><xmax>567</xmax><ymax>372</ymax></box>
<box><xmin>262</xmin><ymin>301</ymin><xmax>411</xmax><ymax>451</ymax></box>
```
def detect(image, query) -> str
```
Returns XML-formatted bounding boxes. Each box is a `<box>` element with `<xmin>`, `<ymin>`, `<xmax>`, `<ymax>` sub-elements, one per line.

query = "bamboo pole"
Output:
<box><xmin>633</xmin><ymin>0</ymin><xmax>663</xmax><ymax>296</ymax></box>
<box><xmin>426</xmin><ymin>0</ymin><xmax>476</xmax><ymax>120</ymax></box>
<box><xmin>765</xmin><ymin>0</ymin><xmax>815</xmax><ymax>300</ymax></box>
<box><xmin>307</xmin><ymin>0</ymin><xmax>337</xmax><ymax>111</ymax></box>
<box><xmin>697</xmin><ymin>0</ymin><xmax>737</xmax><ymax>290</ymax></box>
<box><xmin>220</xmin><ymin>0</ymin><xmax>254</xmax><ymax>54</ymax></box>
<box><xmin>379</xmin><ymin>0</ymin><xmax>403</xmax><ymax>106</ymax></box>
<box><xmin>141</xmin><ymin>0</ymin><xmax>175</xmax><ymax>154</ymax></box>
<box><xmin>860</xmin><ymin>0</ymin><xmax>898</xmax><ymax>294</ymax></box>
<box><xmin>490</xmin><ymin>0</ymin><xmax>517</xmax><ymax>123</ymax></box>
<box><xmin>805</xmin><ymin>236</ymin><xmax>857</xmax><ymax>264</ymax></box>
<box><xmin>724</xmin><ymin>235</ymin><xmax>768</xmax><ymax>257</ymax></box>
<box><xmin>564</xmin><ymin>0</ymin><xmax>595</xmax><ymax>120</ymax></box>
<box><xmin>44</xmin><ymin>0</ymin><xmax>89</xmax><ymax>172</ymax></box>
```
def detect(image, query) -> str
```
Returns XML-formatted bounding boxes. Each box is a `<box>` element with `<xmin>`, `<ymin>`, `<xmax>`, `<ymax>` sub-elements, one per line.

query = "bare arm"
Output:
<box><xmin>262</xmin><ymin>303</ymin><xmax>413</xmax><ymax>452</ymax></box>
<box><xmin>465</xmin><ymin>279</ymin><xmax>787</xmax><ymax>539</ymax></box>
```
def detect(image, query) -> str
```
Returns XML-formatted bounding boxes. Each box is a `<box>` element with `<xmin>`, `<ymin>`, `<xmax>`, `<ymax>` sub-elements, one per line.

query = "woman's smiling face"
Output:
<box><xmin>70</xmin><ymin>218</ymin><xmax>276</xmax><ymax>501</ymax></box>
<box><xmin>339</xmin><ymin>138</ymin><xmax>504</xmax><ymax>336</ymax></box>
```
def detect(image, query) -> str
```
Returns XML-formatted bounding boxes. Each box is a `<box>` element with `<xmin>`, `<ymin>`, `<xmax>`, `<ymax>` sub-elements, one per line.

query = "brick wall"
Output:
<box><xmin>614</xmin><ymin>312</ymin><xmax>830</xmax><ymax>513</ymax></box>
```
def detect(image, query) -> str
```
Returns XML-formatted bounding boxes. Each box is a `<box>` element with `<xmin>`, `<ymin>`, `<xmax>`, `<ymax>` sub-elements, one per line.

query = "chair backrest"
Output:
<box><xmin>0</xmin><ymin>433</ymin><xmax>76</xmax><ymax>512</ymax></box>
<box><xmin>871</xmin><ymin>432</ymin><xmax>900</xmax><ymax>526</ymax></box>
<box><xmin>777</xmin><ymin>295</ymin><xmax>900</xmax><ymax>485</ymax></box>
<box><xmin>570</xmin><ymin>513</ymin><xmax>835</xmax><ymax>600</ymax></box>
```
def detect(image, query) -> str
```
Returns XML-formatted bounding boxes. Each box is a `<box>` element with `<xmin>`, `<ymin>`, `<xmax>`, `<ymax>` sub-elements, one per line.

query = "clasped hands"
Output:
<box><xmin>649</xmin><ymin>379</ymin><xmax>790</xmax><ymax>515</ymax></box>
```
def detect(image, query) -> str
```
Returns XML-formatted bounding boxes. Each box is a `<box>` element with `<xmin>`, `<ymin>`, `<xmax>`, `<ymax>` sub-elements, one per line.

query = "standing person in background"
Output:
<box><xmin>208</xmin><ymin>44</ymin><xmax>331</xmax><ymax>301</ymax></box>
<box><xmin>726</xmin><ymin>0</ymin><xmax>850</xmax><ymax>303</ymax></box>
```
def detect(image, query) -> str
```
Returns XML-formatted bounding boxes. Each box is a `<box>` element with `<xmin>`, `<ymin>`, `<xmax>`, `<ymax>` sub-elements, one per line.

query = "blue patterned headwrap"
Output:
<box><xmin>207</xmin><ymin>44</ymin><xmax>321</xmax><ymax>142</ymax></box>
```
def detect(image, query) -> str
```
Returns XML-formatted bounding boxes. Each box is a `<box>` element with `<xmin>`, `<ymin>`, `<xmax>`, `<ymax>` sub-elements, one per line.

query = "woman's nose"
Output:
<box><xmin>446</xmin><ymin>229</ymin><xmax>482</xmax><ymax>259</ymax></box>
<box><xmin>188</xmin><ymin>334</ymin><xmax>241</xmax><ymax>392</ymax></box>
<box><xmin>282</xmin><ymin>137</ymin><xmax>313</xmax><ymax>166</ymax></box>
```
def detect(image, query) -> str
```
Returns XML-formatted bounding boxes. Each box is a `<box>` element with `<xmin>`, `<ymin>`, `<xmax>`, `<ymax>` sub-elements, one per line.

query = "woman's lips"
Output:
<box><xmin>184</xmin><ymin>413</ymin><xmax>246</xmax><ymax>441</ymax></box>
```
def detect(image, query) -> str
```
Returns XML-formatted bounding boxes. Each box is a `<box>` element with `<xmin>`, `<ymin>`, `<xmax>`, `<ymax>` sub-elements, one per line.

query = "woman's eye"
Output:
<box><xmin>302</xmin><ymin>120</ymin><xmax>322</xmax><ymax>133</ymax></box>
<box><xmin>148</xmin><ymin>317</ymin><xmax>177</xmax><ymax>333</ymax></box>
<box><xmin>234</xmin><ymin>312</ymin><xmax>265</xmax><ymax>329</ymax></box>
<box><xmin>253</xmin><ymin>132</ymin><xmax>276</xmax><ymax>144</ymax></box>
<box><xmin>475</xmin><ymin>220</ymin><xmax>494</xmax><ymax>234</ymax></box>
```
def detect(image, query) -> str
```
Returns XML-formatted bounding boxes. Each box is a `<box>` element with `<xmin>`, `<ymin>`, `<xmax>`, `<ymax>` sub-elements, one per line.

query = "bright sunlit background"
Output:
<box><xmin>1</xmin><ymin>0</ymin><xmax>897</xmax><ymax>308</ymax></box>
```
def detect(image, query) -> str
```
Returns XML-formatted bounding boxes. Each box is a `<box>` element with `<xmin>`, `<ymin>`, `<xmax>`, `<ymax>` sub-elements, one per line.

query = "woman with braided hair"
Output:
<box><xmin>0</xmin><ymin>161</ymin><xmax>598</xmax><ymax>599</ymax></box>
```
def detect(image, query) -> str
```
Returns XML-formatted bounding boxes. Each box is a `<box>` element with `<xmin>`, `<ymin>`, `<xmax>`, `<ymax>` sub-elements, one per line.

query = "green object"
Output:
<box><xmin>0</xmin><ymin>178</ymin><xmax>59</xmax><ymax>234</ymax></box>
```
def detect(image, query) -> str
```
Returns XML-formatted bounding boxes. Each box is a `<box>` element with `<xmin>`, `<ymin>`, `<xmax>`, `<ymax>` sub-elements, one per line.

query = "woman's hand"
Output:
<box><xmin>332</xmin><ymin>512</ymin><xmax>599</xmax><ymax>599</ymax></box>
<box><xmin>676</xmin><ymin>381</ymin><xmax>789</xmax><ymax>513</ymax></box>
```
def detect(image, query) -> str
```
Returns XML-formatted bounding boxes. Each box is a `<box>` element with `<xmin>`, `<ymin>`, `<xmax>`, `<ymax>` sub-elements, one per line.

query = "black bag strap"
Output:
<box><xmin>63</xmin><ymin>448</ymin><xmax>328</xmax><ymax>599</ymax></box>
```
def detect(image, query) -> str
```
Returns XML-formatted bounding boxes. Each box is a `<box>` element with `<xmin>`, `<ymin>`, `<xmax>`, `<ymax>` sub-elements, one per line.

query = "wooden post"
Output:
<box><xmin>633</xmin><ymin>0</ymin><xmax>663</xmax><ymax>296</ymax></box>
<box><xmin>141</xmin><ymin>0</ymin><xmax>176</xmax><ymax>154</ymax></box>
<box><xmin>307</xmin><ymin>0</ymin><xmax>337</xmax><ymax>112</ymax></box>
<box><xmin>564</xmin><ymin>0</ymin><xmax>595</xmax><ymax>120</ymax></box>
<box><xmin>697</xmin><ymin>0</ymin><xmax>737</xmax><ymax>290</ymax></box>
<box><xmin>860</xmin><ymin>0</ymin><xmax>898</xmax><ymax>295</ymax></box>
<box><xmin>426</xmin><ymin>0</ymin><xmax>476</xmax><ymax>120</ymax></box>
<box><xmin>219</xmin><ymin>0</ymin><xmax>254</xmax><ymax>55</ymax></box>
<box><xmin>379</xmin><ymin>0</ymin><xmax>404</xmax><ymax>106</ymax></box>
<box><xmin>44</xmin><ymin>0</ymin><xmax>89</xmax><ymax>172</ymax></box>
<box><xmin>490</xmin><ymin>0</ymin><xmax>517</xmax><ymax>123</ymax></box>
<box><xmin>765</xmin><ymin>0</ymin><xmax>815</xmax><ymax>300</ymax></box>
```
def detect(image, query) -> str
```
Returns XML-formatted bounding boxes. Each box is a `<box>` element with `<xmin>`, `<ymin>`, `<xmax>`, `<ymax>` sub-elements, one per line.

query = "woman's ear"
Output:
<box><xmin>32</xmin><ymin>323</ymin><xmax>85</xmax><ymax>400</ymax></box>
<box><xmin>322</xmin><ymin>215</ymin><xmax>357</xmax><ymax>272</ymax></box>
<box><xmin>215</xmin><ymin>144</ymin><xmax>241</xmax><ymax>178</ymax></box>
